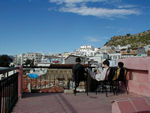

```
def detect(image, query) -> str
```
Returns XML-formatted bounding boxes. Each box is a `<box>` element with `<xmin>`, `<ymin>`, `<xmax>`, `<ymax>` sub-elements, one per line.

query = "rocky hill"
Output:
<box><xmin>104</xmin><ymin>30</ymin><xmax>150</xmax><ymax>47</ymax></box>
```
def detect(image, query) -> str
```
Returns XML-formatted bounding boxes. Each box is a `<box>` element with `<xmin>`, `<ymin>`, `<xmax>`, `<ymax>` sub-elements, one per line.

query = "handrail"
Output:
<box><xmin>0</xmin><ymin>71</ymin><xmax>19</xmax><ymax>113</ymax></box>
<box><xmin>0</xmin><ymin>67</ymin><xmax>19</xmax><ymax>74</ymax></box>
<box><xmin>23</xmin><ymin>64</ymin><xmax>91</xmax><ymax>69</ymax></box>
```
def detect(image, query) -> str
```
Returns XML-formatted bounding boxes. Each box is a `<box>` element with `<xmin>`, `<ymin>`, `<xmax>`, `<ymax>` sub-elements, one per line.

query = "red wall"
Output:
<box><xmin>119</xmin><ymin>57</ymin><xmax>150</xmax><ymax>97</ymax></box>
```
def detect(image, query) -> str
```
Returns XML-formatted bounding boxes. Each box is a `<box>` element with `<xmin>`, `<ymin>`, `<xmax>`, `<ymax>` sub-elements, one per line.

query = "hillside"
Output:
<box><xmin>104</xmin><ymin>30</ymin><xmax>150</xmax><ymax>47</ymax></box>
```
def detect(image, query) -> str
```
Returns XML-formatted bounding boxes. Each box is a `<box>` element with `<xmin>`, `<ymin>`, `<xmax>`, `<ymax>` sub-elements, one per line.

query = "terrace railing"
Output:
<box><xmin>0</xmin><ymin>67</ymin><xmax>21</xmax><ymax>113</ymax></box>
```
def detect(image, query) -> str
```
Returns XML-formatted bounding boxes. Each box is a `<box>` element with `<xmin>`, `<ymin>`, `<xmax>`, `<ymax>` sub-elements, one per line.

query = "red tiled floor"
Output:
<box><xmin>118</xmin><ymin>101</ymin><xmax>136</xmax><ymax>113</ymax></box>
<box><xmin>12</xmin><ymin>92</ymin><xmax>138</xmax><ymax>113</ymax></box>
<box><xmin>132</xmin><ymin>98</ymin><xmax>150</xmax><ymax>111</ymax></box>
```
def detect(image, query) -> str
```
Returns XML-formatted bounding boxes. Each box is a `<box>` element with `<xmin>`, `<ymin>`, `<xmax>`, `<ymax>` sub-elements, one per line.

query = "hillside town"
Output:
<box><xmin>13</xmin><ymin>44</ymin><xmax>150</xmax><ymax>67</ymax></box>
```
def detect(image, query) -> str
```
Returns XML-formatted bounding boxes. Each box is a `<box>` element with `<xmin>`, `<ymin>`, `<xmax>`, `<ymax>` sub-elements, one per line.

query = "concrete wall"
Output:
<box><xmin>119</xmin><ymin>57</ymin><xmax>150</xmax><ymax>97</ymax></box>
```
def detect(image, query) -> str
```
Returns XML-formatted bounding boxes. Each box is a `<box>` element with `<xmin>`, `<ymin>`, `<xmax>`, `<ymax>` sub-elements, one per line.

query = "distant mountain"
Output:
<box><xmin>104</xmin><ymin>30</ymin><xmax>150</xmax><ymax>47</ymax></box>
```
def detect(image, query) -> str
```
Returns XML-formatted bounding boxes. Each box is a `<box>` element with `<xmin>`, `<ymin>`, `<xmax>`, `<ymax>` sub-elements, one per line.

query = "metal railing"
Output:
<box><xmin>0</xmin><ymin>67</ymin><xmax>19</xmax><ymax>113</ymax></box>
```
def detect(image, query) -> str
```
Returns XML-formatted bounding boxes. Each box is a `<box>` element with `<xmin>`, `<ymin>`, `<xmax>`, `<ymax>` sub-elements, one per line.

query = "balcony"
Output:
<box><xmin>1</xmin><ymin>58</ymin><xmax>150</xmax><ymax>113</ymax></box>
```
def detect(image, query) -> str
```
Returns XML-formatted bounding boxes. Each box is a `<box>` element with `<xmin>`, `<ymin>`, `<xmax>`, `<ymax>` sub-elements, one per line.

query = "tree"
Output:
<box><xmin>126</xmin><ymin>33</ymin><xmax>131</xmax><ymax>37</ymax></box>
<box><xmin>0</xmin><ymin>55</ymin><xmax>13</xmax><ymax>67</ymax></box>
<box><xmin>23</xmin><ymin>59</ymin><xmax>34</xmax><ymax>67</ymax></box>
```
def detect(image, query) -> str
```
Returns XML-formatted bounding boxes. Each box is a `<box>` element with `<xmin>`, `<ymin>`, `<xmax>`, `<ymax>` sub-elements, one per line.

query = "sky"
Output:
<box><xmin>0</xmin><ymin>0</ymin><xmax>150</xmax><ymax>55</ymax></box>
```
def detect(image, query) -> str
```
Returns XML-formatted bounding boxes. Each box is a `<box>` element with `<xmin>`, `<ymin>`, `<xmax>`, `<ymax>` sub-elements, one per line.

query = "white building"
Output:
<box><xmin>144</xmin><ymin>45</ymin><xmax>150</xmax><ymax>52</ymax></box>
<box><xmin>79</xmin><ymin>45</ymin><xmax>95</xmax><ymax>51</ymax></box>
<box><xmin>88</xmin><ymin>52</ymin><xmax>121</xmax><ymax>67</ymax></box>
<box><xmin>116</xmin><ymin>44</ymin><xmax>131</xmax><ymax>50</ymax></box>
<box><xmin>15</xmin><ymin>53</ymin><xmax>42</xmax><ymax>65</ymax></box>
<box><xmin>109</xmin><ymin>53</ymin><xmax>121</xmax><ymax>61</ymax></box>
<box><xmin>73</xmin><ymin>45</ymin><xmax>99</xmax><ymax>57</ymax></box>
<box><xmin>98</xmin><ymin>46</ymin><xmax>112</xmax><ymax>53</ymax></box>
<box><xmin>14</xmin><ymin>54</ymin><xmax>24</xmax><ymax>65</ymax></box>
<box><xmin>108</xmin><ymin>53</ymin><xmax>121</xmax><ymax>66</ymax></box>
<box><xmin>88</xmin><ymin>53</ymin><xmax>109</xmax><ymax>64</ymax></box>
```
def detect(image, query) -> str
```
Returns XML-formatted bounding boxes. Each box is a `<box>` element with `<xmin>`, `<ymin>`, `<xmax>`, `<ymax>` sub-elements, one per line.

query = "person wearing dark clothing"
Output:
<box><xmin>113</xmin><ymin>62</ymin><xmax>128</xmax><ymax>94</ymax></box>
<box><xmin>72</xmin><ymin>57</ymin><xmax>86</xmax><ymax>86</ymax></box>
<box><xmin>117</xmin><ymin>62</ymin><xmax>126</xmax><ymax>81</ymax></box>
<box><xmin>113</xmin><ymin>62</ymin><xmax>126</xmax><ymax>81</ymax></box>
<box><xmin>72</xmin><ymin>57</ymin><xmax>86</xmax><ymax>95</ymax></box>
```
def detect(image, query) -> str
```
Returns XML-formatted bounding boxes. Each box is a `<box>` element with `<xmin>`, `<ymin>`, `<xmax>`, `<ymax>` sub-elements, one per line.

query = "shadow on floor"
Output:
<box><xmin>22</xmin><ymin>92</ymin><xmax>62</xmax><ymax>98</ymax></box>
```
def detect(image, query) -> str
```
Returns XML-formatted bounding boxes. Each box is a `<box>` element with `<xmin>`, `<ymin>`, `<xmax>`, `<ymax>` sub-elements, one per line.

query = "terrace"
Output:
<box><xmin>12</xmin><ymin>92</ymin><xmax>137</xmax><ymax>113</ymax></box>
<box><xmin>1</xmin><ymin>57</ymin><xmax>150</xmax><ymax>113</ymax></box>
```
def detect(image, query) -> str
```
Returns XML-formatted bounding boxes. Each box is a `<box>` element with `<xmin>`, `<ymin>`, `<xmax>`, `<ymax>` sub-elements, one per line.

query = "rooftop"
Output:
<box><xmin>12</xmin><ymin>92</ymin><xmax>138</xmax><ymax>113</ymax></box>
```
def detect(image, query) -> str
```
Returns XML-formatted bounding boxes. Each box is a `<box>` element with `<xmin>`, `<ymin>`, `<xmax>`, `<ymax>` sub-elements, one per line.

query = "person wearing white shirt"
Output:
<box><xmin>87</xmin><ymin>60</ymin><xmax>110</xmax><ymax>81</ymax></box>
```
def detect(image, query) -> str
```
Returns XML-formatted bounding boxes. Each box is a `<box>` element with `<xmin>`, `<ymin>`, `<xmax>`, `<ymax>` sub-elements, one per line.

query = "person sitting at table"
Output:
<box><xmin>113</xmin><ymin>62</ymin><xmax>128</xmax><ymax>93</ymax></box>
<box><xmin>87</xmin><ymin>60</ymin><xmax>110</xmax><ymax>81</ymax></box>
<box><xmin>113</xmin><ymin>62</ymin><xmax>127</xmax><ymax>81</ymax></box>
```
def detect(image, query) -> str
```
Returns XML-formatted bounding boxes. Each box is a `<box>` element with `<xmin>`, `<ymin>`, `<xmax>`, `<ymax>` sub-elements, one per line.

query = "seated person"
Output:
<box><xmin>113</xmin><ymin>62</ymin><xmax>128</xmax><ymax>93</ymax></box>
<box><xmin>113</xmin><ymin>62</ymin><xmax>127</xmax><ymax>81</ymax></box>
<box><xmin>87</xmin><ymin>60</ymin><xmax>110</xmax><ymax>81</ymax></box>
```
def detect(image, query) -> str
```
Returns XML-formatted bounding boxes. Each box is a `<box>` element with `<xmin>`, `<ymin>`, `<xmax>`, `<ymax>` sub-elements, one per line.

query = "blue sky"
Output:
<box><xmin>0</xmin><ymin>0</ymin><xmax>150</xmax><ymax>55</ymax></box>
